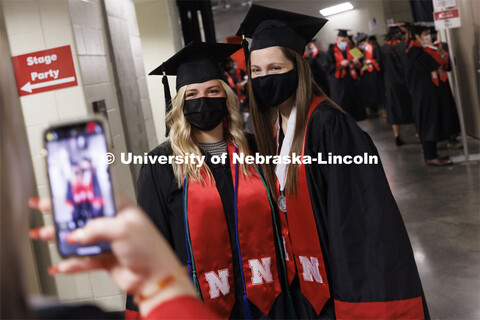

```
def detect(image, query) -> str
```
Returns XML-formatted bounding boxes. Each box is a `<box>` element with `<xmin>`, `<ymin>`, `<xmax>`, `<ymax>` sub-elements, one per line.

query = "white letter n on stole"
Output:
<box><xmin>205</xmin><ymin>268</ymin><xmax>230</xmax><ymax>299</ymax></box>
<box><xmin>248</xmin><ymin>257</ymin><xmax>273</xmax><ymax>285</ymax></box>
<box><xmin>299</xmin><ymin>256</ymin><xmax>323</xmax><ymax>283</ymax></box>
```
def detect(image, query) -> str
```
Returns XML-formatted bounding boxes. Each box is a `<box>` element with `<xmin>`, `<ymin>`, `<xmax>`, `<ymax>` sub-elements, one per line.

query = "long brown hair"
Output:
<box><xmin>248</xmin><ymin>47</ymin><xmax>329</xmax><ymax>197</ymax></box>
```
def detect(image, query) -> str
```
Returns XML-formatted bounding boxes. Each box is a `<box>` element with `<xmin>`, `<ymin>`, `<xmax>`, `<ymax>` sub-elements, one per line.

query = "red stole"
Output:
<box><xmin>406</xmin><ymin>41</ymin><xmax>448</xmax><ymax>86</ymax></box>
<box><xmin>360</xmin><ymin>43</ymin><xmax>380</xmax><ymax>75</ymax></box>
<box><xmin>333</xmin><ymin>44</ymin><xmax>358</xmax><ymax>80</ymax></box>
<box><xmin>186</xmin><ymin>141</ymin><xmax>281</xmax><ymax>318</ymax></box>
<box><xmin>276</xmin><ymin>96</ymin><xmax>331</xmax><ymax>315</ymax></box>
<box><xmin>424</xmin><ymin>46</ymin><xmax>449</xmax><ymax>86</ymax></box>
<box><xmin>433</xmin><ymin>42</ymin><xmax>449</xmax><ymax>83</ymax></box>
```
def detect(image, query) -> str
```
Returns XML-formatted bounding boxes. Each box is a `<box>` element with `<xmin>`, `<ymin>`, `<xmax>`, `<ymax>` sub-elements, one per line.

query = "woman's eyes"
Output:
<box><xmin>186</xmin><ymin>92</ymin><xmax>197</xmax><ymax>98</ymax></box>
<box><xmin>209</xmin><ymin>89</ymin><xmax>220</xmax><ymax>95</ymax></box>
<box><xmin>251</xmin><ymin>66</ymin><xmax>282</xmax><ymax>74</ymax></box>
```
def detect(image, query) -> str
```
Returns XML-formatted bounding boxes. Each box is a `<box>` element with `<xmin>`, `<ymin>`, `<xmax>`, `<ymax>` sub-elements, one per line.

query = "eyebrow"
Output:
<box><xmin>250</xmin><ymin>62</ymin><xmax>286</xmax><ymax>69</ymax></box>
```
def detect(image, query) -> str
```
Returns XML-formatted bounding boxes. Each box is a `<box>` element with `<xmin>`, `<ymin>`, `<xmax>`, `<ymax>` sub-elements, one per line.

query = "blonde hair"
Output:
<box><xmin>166</xmin><ymin>80</ymin><xmax>251</xmax><ymax>186</ymax></box>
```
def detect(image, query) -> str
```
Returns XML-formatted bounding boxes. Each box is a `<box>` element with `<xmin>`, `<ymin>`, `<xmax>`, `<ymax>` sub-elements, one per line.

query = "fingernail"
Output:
<box><xmin>48</xmin><ymin>266</ymin><xmax>59</xmax><ymax>276</ymax></box>
<box><xmin>29</xmin><ymin>198</ymin><xmax>40</xmax><ymax>208</ymax></box>
<box><xmin>29</xmin><ymin>228</ymin><xmax>41</xmax><ymax>239</ymax></box>
<box><xmin>66</xmin><ymin>233</ymin><xmax>75</xmax><ymax>244</ymax></box>
<box><xmin>66</xmin><ymin>230</ymin><xmax>84</xmax><ymax>244</ymax></box>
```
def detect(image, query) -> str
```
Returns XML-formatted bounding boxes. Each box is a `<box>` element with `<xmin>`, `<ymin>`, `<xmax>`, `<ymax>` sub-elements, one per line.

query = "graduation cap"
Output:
<box><xmin>336</xmin><ymin>29</ymin><xmax>350</xmax><ymax>37</ymax></box>
<box><xmin>236</xmin><ymin>4</ymin><xmax>327</xmax><ymax>58</ymax></box>
<box><xmin>149</xmin><ymin>41</ymin><xmax>241</xmax><ymax>136</ymax></box>
<box><xmin>354</xmin><ymin>32</ymin><xmax>368</xmax><ymax>43</ymax></box>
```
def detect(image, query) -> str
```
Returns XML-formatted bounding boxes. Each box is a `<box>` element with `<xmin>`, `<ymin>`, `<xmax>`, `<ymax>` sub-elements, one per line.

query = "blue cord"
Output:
<box><xmin>182</xmin><ymin>176</ymin><xmax>202</xmax><ymax>299</ymax></box>
<box><xmin>233</xmin><ymin>147</ymin><xmax>253</xmax><ymax>320</ymax></box>
<box><xmin>182</xmin><ymin>178</ymin><xmax>192</xmax><ymax>277</ymax></box>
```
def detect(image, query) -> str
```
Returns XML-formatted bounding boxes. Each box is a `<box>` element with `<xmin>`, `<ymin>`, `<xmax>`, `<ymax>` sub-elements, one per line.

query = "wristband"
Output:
<box><xmin>134</xmin><ymin>267</ymin><xmax>189</xmax><ymax>305</ymax></box>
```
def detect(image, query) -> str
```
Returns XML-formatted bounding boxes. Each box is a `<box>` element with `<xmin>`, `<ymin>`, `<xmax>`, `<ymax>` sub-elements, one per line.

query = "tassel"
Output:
<box><xmin>241</xmin><ymin>34</ymin><xmax>250</xmax><ymax>65</ymax></box>
<box><xmin>162</xmin><ymin>72</ymin><xmax>172</xmax><ymax>137</ymax></box>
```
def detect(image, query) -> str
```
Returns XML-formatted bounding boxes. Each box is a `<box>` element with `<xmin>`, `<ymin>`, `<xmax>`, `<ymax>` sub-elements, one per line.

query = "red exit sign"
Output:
<box><xmin>434</xmin><ymin>8</ymin><xmax>459</xmax><ymax>20</ymax></box>
<box><xmin>12</xmin><ymin>45</ymin><xmax>78</xmax><ymax>96</ymax></box>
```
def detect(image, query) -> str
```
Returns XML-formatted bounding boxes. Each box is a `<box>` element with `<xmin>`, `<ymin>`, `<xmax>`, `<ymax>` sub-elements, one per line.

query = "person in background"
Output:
<box><xmin>326</xmin><ymin>29</ymin><xmax>366</xmax><ymax>121</ymax></box>
<box><xmin>304</xmin><ymin>40</ymin><xmax>330</xmax><ymax>95</ymax></box>
<box><xmin>237</xmin><ymin>4</ymin><xmax>429</xmax><ymax>319</ymax></box>
<box><xmin>430</xmin><ymin>27</ymin><xmax>462</xmax><ymax>149</ymax></box>
<box><xmin>222</xmin><ymin>57</ymin><xmax>243</xmax><ymax>101</ymax></box>
<box><xmin>368</xmin><ymin>35</ymin><xmax>387</xmax><ymax>116</ymax></box>
<box><xmin>355</xmin><ymin>32</ymin><xmax>382</xmax><ymax>118</ymax></box>
<box><xmin>380</xmin><ymin>25</ymin><xmax>414</xmax><ymax>145</ymax></box>
<box><xmin>0</xmin><ymin>74</ymin><xmax>216</xmax><ymax>320</ymax></box>
<box><xmin>404</xmin><ymin>24</ymin><xmax>453</xmax><ymax>166</ymax></box>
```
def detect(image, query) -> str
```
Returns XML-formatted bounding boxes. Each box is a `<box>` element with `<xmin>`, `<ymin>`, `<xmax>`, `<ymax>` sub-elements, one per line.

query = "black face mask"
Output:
<box><xmin>183</xmin><ymin>97</ymin><xmax>228</xmax><ymax>131</ymax></box>
<box><xmin>251</xmin><ymin>69</ymin><xmax>298</xmax><ymax>108</ymax></box>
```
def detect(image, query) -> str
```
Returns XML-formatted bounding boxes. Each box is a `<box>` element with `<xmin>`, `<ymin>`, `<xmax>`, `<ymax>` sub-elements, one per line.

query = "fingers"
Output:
<box><xmin>30</xmin><ymin>226</ymin><xmax>55</xmax><ymax>242</ymax></box>
<box><xmin>67</xmin><ymin>217</ymin><xmax>123</xmax><ymax>245</ymax></box>
<box><xmin>50</xmin><ymin>256</ymin><xmax>116</xmax><ymax>275</ymax></box>
<box><xmin>29</xmin><ymin>198</ymin><xmax>52</xmax><ymax>213</ymax></box>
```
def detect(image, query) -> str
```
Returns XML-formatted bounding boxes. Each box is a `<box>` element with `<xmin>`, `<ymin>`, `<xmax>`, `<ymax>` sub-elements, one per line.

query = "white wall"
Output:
<box><xmin>134</xmin><ymin>0</ymin><xmax>182</xmax><ymax>144</ymax></box>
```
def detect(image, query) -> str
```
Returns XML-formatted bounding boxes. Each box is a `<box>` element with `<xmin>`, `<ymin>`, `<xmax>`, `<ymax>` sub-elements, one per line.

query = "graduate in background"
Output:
<box><xmin>326</xmin><ymin>29</ymin><xmax>366</xmax><ymax>121</ymax></box>
<box><xmin>430</xmin><ymin>27</ymin><xmax>462</xmax><ymax>149</ymax></box>
<box><xmin>304</xmin><ymin>40</ymin><xmax>330</xmax><ymax>95</ymax></box>
<box><xmin>380</xmin><ymin>25</ymin><xmax>414</xmax><ymax>145</ymax></box>
<box><xmin>405</xmin><ymin>24</ymin><xmax>453</xmax><ymax>166</ymax></box>
<box><xmin>368</xmin><ymin>35</ymin><xmax>387</xmax><ymax>114</ymax></box>
<box><xmin>355</xmin><ymin>32</ymin><xmax>382</xmax><ymax>118</ymax></box>
<box><xmin>238</xmin><ymin>4</ymin><xmax>429</xmax><ymax>319</ymax></box>
<box><xmin>127</xmin><ymin>42</ymin><xmax>293</xmax><ymax>319</ymax></box>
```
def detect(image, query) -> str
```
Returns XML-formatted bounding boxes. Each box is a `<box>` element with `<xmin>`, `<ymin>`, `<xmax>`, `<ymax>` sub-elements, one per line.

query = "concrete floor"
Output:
<box><xmin>357</xmin><ymin>118</ymin><xmax>480</xmax><ymax>320</ymax></box>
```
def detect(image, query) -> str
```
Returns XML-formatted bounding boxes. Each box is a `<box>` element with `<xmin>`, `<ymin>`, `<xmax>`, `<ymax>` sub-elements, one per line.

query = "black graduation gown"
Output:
<box><xmin>296</xmin><ymin>99</ymin><xmax>429</xmax><ymax>318</ymax></box>
<box><xmin>435</xmin><ymin>42</ymin><xmax>460</xmax><ymax>137</ymax></box>
<box><xmin>404</xmin><ymin>43</ymin><xmax>447</xmax><ymax>142</ymax></box>
<box><xmin>126</xmin><ymin>139</ymin><xmax>289</xmax><ymax>319</ymax></box>
<box><xmin>380</xmin><ymin>43</ymin><xmax>413</xmax><ymax>125</ymax></box>
<box><xmin>326</xmin><ymin>45</ymin><xmax>366</xmax><ymax>121</ymax></box>
<box><xmin>359</xmin><ymin>45</ymin><xmax>382</xmax><ymax>110</ymax></box>
<box><xmin>305</xmin><ymin>52</ymin><xmax>330</xmax><ymax>96</ymax></box>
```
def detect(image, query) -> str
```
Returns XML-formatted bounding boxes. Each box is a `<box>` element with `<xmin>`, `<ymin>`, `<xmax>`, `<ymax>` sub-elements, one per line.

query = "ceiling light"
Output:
<box><xmin>320</xmin><ymin>2</ymin><xmax>354</xmax><ymax>16</ymax></box>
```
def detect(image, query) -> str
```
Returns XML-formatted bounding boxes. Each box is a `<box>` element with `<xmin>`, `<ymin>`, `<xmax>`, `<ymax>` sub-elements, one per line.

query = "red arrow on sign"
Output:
<box><xmin>21</xmin><ymin>76</ymin><xmax>76</xmax><ymax>93</ymax></box>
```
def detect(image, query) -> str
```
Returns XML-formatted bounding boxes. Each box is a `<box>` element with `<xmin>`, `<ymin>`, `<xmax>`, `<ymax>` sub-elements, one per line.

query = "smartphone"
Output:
<box><xmin>43</xmin><ymin>117</ymin><xmax>116</xmax><ymax>258</ymax></box>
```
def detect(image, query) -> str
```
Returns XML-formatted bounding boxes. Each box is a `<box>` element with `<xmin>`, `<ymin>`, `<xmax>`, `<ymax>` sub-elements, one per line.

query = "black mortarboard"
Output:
<box><xmin>336</xmin><ymin>29</ymin><xmax>350</xmax><ymax>37</ymax></box>
<box><xmin>149</xmin><ymin>41</ymin><xmax>241</xmax><ymax>136</ymax></box>
<box><xmin>236</xmin><ymin>4</ymin><xmax>327</xmax><ymax>56</ymax></box>
<box><xmin>149</xmin><ymin>41</ymin><xmax>241</xmax><ymax>90</ymax></box>
<box><xmin>387</xmin><ymin>26</ymin><xmax>401</xmax><ymax>35</ymax></box>
<box><xmin>354</xmin><ymin>32</ymin><xmax>368</xmax><ymax>43</ymax></box>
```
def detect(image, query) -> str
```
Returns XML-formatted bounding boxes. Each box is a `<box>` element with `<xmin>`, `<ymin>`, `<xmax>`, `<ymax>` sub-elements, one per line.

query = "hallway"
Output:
<box><xmin>358</xmin><ymin>119</ymin><xmax>480</xmax><ymax>319</ymax></box>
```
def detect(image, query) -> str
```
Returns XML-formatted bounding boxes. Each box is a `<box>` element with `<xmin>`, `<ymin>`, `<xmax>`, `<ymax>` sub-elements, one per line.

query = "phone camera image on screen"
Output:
<box><xmin>45</xmin><ymin>120</ymin><xmax>115</xmax><ymax>257</ymax></box>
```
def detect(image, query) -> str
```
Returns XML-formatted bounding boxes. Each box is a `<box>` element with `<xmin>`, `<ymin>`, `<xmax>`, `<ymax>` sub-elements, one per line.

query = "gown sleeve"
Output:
<box><xmin>126</xmin><ymin>144</ymin><xmax>176</xmax><ymax>320</ymax></box>
<box><xmin>306</xmin><ymin>105</ymin><xmax>429</xmax><ymax>319</ymax></box>
<box><xmin>409</xmin><ymin>45</ymin><xmax>441</xmax><ymax>73</ymax></box>
<box><xmin>326</xmin><ymin>46</ymin><xmax>338</xmax><ymax>76</ymax></box>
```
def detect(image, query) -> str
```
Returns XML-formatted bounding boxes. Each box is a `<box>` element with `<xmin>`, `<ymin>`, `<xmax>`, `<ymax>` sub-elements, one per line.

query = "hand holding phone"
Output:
<box><xmin>44</xmin><ymin>118</ymin><xmax>116</xmax><ymax>258</ymax></box>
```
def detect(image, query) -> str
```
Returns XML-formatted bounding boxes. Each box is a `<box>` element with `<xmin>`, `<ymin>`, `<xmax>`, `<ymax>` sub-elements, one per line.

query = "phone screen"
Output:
<box><xmin>45</xmin><ymin>120</ymin><xmax>115</xmax><ymax>257</ymax></box>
